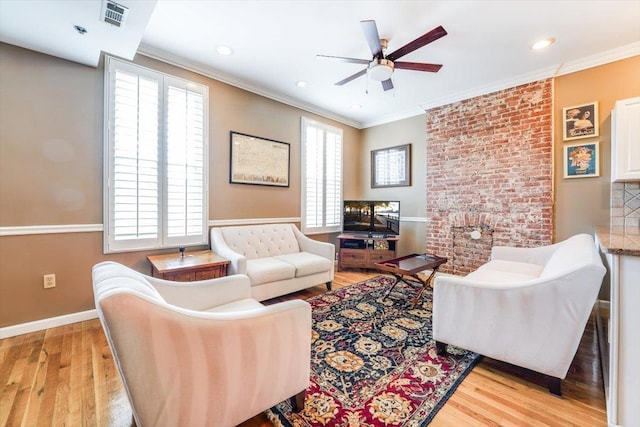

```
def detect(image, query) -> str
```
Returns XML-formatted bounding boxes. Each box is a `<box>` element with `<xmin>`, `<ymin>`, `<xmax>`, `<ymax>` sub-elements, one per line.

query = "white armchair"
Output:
<box><xmin>432</xmin><ymin>234</ymin><xmax>606</xmax><ymax>396</ymax></box>
<box><xmin>92</xmin><ymin>261</ymin><xmax>311</xmax><ymax>426</ymax></box>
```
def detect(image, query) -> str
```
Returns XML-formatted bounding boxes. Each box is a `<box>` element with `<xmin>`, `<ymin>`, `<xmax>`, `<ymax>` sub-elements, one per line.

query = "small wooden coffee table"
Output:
<box><xmin>375</xmin><ymin>253</ymin><xmax>448</xmax><ymax>308</ymax></box>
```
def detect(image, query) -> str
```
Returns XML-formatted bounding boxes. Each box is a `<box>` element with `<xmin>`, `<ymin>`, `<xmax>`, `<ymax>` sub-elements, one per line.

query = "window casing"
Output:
<box><xmin>104</xmin><ymin>57</ymin><xmax>208</xmax><ymax>253</ymax></box>
<box><xmin>301</xmin><ymin>117</ymin><xmax>343</xmax><ymax>234</ymax></box>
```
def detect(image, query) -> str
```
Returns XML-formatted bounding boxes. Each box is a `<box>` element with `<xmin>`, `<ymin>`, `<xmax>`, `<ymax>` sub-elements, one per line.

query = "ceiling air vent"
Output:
<box><xmin>101</xmin><ymin>0</ymin><xmax>129</xmax><ymax>28</ymax></box>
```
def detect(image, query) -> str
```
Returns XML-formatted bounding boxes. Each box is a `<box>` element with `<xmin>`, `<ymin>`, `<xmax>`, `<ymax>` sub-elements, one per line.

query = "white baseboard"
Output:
<box><xmin>0</xmin><ymin>309</ymin><xmax>98</xmax><ymax>339</ymax></box>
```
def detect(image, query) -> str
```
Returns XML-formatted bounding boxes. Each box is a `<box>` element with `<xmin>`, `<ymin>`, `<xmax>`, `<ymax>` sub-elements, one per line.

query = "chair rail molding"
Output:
<box><xmin>0</xmin><ymin>224</ymin><xmax>104</xmax><ymax>236</ymax></box>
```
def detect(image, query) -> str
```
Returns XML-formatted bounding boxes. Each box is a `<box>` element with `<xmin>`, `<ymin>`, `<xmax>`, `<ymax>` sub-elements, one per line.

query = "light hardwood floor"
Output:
<box><xmin>0</xmin><ymin>270</ymin><xmax>606</xmax><ymax>426</ymax></box>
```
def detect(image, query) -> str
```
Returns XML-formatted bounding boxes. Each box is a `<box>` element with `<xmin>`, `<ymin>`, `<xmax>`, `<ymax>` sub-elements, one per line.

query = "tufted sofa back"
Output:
<box><xmin>218</xmin><ymin>224</ymin><xmax>301</xmax><ymax>259</ymax></box>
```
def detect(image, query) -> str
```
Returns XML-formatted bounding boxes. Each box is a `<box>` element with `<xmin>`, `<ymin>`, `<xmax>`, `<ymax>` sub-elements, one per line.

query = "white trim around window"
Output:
<box><xmin>103</xmin><ymin>56</ymin><xmax>209</xmax><ymax>253</ymax></box>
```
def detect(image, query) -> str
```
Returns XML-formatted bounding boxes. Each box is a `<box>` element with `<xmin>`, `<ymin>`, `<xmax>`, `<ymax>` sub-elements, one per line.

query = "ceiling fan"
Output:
<box><xmin>318</xmin><ymin>20</ymin><xmax>447</xmax><ymax>91</ymax></box>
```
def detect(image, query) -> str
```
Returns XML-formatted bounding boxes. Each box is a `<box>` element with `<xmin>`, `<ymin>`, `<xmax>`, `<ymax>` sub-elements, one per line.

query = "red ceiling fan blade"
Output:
<box><xmin>381</xmin><ymin>79</ymin><xmax>394</xmax><ymax>91</ymax></box>
<box><xmin>317</xmin><ymin>55</ymin><xmax>371</xmax><ymax>65</ymax></box>
<box><xmin>394</xmin><ymin>62</ymin><xmax>443</xmax><ymax>72</ymax></box>
<box><xmin>387</xmin><ymin>25</ymin><xmax>447</xmax><ymax>61</ymax></box>
<box><xmin>360</xmin><ymin>20</ymin><xmax>383</xmax><ymax>58</ymax></box>
<box><xmin>335</xmin><ymin>69</ymin><xmax>367</xmax><ymax>86</ymax></box>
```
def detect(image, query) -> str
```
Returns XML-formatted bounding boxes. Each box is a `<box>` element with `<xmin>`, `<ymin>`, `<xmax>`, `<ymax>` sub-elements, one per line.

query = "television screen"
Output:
<box><xmin>343</xmin><ymin>200</ymin><xmax>400</xmax><ymax>236</ymax></box>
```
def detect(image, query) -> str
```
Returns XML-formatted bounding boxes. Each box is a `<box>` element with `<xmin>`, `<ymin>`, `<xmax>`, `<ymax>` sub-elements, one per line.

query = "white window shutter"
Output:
<box><xmin>164</xmin><ymin>80</ymin><xmax>208</xmax><ymax>246</ymax></box>
<box><xmin>104</xmin><ymin>57</ymin><xmax>208</xmax><ymax>253</ymax></box>
<box><xmin>107</xmin><ymin>64</ymin><xmax>161</xmax><ymax>251</ymax></box>
<box><xmin>301</xmin><ymin>117</ymin><xmax>343</xmax><ymax>234</ymax></box>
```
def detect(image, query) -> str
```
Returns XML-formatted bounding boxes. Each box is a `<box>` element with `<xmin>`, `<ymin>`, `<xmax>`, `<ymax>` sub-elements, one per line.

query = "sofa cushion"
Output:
<box><xmin>274</xmin><ymin>252</ymin><xmax>333</xmax><ymax>277</ymax></box>
<box><xmin>219</xmin><ymin>224</ymin><xmax>300</xmax><ymax>259</ymax></box>
<box><xmin>246</xmin><ymin>257</ymin><xmax>296</xmax><ymax>286</ymax></box>
<box><xmin>465</xmin><ymin>259</ymin><xmax>543</xmax><ymax>283</ymax></box>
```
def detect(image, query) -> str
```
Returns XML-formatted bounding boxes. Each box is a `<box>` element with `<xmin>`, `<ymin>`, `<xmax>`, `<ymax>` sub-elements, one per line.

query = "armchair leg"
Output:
<box><xmin>547</xmin><ymin>376</ymin><xmax>562</xmax><ymax>397</ymax></box>
<box><xmin>326</xmin><ymin>282</ymin><xmax>332</xmax><ymax>291</ymax></box>
<box><xmin>291</xmin><ymin>390</ymin><xmax>306</xmax><ymax>413</ymax></box>
<box><xmin>435</xmin><ymin>341</ymin><xmax>448</xmax><ymax>356</ymax></box>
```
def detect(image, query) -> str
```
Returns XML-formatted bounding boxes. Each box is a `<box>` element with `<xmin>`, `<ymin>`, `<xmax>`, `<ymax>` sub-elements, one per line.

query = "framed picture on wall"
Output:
<box><xmin>562</xmin><ymin>102</ymin><xmax>599</xmax><ymax>141</ymax></box>
<box><xmin>371</xmin><ymin>144</ymin><xmax>411</xmax><ymax>188</ymax></box>
<box><xmin>229</xmin><ymin>131</ymin><xmax>290</xmax><ymax>187</ymax></box>
<box><xmin>564</xmin><ymin>141</ymin><xmax>600</xmax><ymax>178</ymax></box>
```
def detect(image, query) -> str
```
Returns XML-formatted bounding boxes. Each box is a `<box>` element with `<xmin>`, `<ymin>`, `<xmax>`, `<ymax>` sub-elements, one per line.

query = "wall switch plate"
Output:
<box><xmin>43</xmin><ymin>274</ymin><xmax>56</xmax><ymax>289</ymax></box>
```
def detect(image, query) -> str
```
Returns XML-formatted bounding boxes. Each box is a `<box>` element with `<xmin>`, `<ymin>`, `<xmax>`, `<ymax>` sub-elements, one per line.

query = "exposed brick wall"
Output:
<box><xmin>425</xmin><ymin>80</ymin><xmax>553</xmax><ymax>274</ymax></box>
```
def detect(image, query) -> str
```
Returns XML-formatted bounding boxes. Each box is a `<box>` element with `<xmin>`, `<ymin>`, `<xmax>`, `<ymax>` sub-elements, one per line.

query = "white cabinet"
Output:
<box><xmin>597</xmin><ymin>244</ymin><xmax>640</xmax><ymax>427</ymax></box>
<box><xmin>611</xmin><ymin>97</ymin><xmax>640</xmax><ymax>182</ymax></box>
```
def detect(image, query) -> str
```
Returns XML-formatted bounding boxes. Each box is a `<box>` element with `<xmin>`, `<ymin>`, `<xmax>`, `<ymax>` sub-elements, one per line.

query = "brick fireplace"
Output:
<box><xmin>425</xmin><ymin>80</ymin><xmax>553</xmax><ymax>274</ymax></box>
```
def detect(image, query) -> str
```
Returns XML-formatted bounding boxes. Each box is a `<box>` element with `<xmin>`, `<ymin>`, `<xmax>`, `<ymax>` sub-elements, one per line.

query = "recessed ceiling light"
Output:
<box><xmin>216</xmin><ymin>45</ymin><xmax>233</xmax><ymax>56</ymax></box>
<box><xmin>73</xmin><ymin>25</ymin><xmax>88</xmax><ymax>35</ymax></box>
<box><xmin>351</xmin><ymin>104</ymin><xmax>362</xmax><ymax>110</ymax></box>
<box><xmin>531</xmin><ymin>37</ymin><xmax>555</xmax><ymax>50</ymax></box>
<box><xmin>296</xmin><ymin>81</ymin><xmax>308</xmax><ymax>88</ymax></box>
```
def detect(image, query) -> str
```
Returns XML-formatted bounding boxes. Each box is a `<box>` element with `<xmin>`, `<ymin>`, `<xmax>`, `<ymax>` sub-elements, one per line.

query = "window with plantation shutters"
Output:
<box><xmin>301</xmin><ymin>117</ymin><xmax>343</xmax><ymax>234</ymax></box>
<box><xmin>104</xmin><ymin>57</ymin><xmax>208</xmax><ymax>253</ymax></box>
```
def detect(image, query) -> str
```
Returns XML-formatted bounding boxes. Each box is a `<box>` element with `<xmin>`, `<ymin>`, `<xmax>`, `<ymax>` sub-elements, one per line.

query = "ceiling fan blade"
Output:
<box><xmin>316</xmin><ymin>55</ymin><xmax>371</xmax><ymax>65</ymax></box>
<box><xmin>381</xmin><ymin>79</ymin><xmax>394</xmax><ymax>91</ymax></box>
<box><xmin>335</xmin><ymin>69</ymin><xmax>367</xmax><ymax>86</ymax></box>
<box><xmin>387</xmin><ymin>25</ymin><xmax>447</xmax><ymax>61</ymax></box>
<box><xmin>394</xmin><ymin>61</ymin><xmax>443</xmax><ymax>72</ymax></box>
<box><xmin>360</xmin><ymin>20</ymin><xmax>383</xmax><ymax>58</ymax></box>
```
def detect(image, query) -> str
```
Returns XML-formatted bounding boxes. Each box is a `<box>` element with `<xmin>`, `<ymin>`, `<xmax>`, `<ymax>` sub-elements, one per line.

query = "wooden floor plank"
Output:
<box><xmin>81</xmin><ymin>321</ymin><xmax>98</xmax><ymax>427</ymax></box>
<box><xmin>0</xmin><ymin>270</ymin><xmax>607</xmax><ymax>426</ymax></box>
<box><xmin>4</xmin><ymin>331</ymin><xmax>46</xmax><ymax>427</ymax></box>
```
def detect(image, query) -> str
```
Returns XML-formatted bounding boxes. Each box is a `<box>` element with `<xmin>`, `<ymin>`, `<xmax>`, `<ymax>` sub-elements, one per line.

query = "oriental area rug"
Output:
<box><xmin>267</xmin><ymin>275</ymin><xmax>481</xmax><ymax>427</ymax></box>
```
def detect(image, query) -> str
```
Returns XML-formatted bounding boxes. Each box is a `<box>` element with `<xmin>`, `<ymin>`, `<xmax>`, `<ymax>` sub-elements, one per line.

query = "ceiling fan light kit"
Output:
<box><xmin>318</xmin><ymin>20</ymin><xmax>447</xmax><ymax>92</ymax></box>
<box><xmin>368</xmin><ymin>59</ymin><xmax>394</xmax><ymax>81</ymax></box>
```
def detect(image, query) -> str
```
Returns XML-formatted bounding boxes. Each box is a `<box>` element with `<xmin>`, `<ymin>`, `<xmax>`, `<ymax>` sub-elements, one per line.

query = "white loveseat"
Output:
<box><xmin>433</xmin><ymin>233</ymin><xmax>606</xmax><ymax>395</ymax></box>
<box><xmin>210</xmin><ymin>224</ymin><xmax>335</xmax><ymax>301</ymax></box>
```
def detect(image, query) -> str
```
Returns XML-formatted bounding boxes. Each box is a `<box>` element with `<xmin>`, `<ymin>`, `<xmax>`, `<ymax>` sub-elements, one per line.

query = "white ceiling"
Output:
<box><xmin>1</xmin><ymin>1</ymin><xmax>639</xmax><ymax>128</ymax></box>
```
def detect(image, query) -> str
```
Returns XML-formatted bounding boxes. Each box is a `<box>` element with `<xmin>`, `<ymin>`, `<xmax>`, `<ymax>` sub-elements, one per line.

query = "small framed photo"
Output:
<box><xmin>371</xmin><ymin>144</ymin><xmax>411</xmax><ymax>188</ymax></box>
<box><xmin>564</xmin><ymin>141</ymin><xmax>599</xmax><ymax>179</ymax></box>
<box><xmin>562</xmin><ymin>102</ymin><xmax>598</xmax><ymax>141</ymax></box>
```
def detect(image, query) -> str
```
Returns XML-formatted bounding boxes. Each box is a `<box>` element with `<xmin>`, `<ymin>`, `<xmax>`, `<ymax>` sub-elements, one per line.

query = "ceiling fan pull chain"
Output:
<box><xmin>366</xmin><ymin>69</ymin><xmax>369</xmax><ymax>95</ymax></box>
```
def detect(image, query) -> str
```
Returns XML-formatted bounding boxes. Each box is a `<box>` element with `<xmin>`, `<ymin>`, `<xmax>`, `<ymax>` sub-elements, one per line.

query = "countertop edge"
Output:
<box><xmin>595</xmin><ymin>226</ymin><xmax>640</xmax><ymax>257</ymax></box>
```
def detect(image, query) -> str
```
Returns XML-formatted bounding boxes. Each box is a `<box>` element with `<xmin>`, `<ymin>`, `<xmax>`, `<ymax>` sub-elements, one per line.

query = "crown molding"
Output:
<box><xmin>138</xmin><ymin>42</ymin><xmax>638</xmax><ymax>130</ymax></box>
<box><xmin>136</xmin><ymin>44</ymin><xmax>362</xmax><ymax>129</ymax></box>
<box><xmin>554</xmin><ymin>42</ymin><xmax>640</xmax><ymax>77</ymax></box>
<box><xmin>418</xmin><ymin>42</ymin><xmax>640</xmax><ymax>112</ymax></box>
<box><xmin>360</xmin><ymin>107</ymin><xmax>427</xmax><ymax>129</ymax></box>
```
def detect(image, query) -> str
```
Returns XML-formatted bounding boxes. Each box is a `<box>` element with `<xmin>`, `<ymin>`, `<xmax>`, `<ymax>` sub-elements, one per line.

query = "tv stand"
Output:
<box><xmin>337</xmin><ymin>234</ymin><xmax>398</xmax><ymax>271</ymax></box>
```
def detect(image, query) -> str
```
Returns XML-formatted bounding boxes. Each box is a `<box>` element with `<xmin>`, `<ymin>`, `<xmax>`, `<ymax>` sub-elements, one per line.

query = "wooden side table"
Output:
<box><xmin>147</xmin><ymin>250</ymin><xmax>229</xmax><ymax>282</ymax></box>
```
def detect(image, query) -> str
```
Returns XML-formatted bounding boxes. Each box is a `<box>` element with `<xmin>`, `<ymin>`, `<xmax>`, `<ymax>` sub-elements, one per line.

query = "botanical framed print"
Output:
<box><xmin>562</xmin><ymin>102</ymin><xmax>599</xmax><ymax>141</ymax></box>
<box><xmin>229</xmin><ymin>131</ymin><xmax>290</xmax><ymax>187</ymax></box>
<box><xmin>564</xmin><ymin>141</ymin><xmax>599</xmax><ymax>178</ymax></box>
<box><xmin>371</xmin><ymin>144</ymin><xmax>411</xmax><ymax>188</ymax></box>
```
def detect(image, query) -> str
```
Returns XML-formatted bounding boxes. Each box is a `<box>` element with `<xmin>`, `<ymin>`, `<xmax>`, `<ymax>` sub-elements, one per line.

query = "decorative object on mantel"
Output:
<box><xmin>564</xmin><ymin>141</ymin><xmax>600</xmax><ymax>179</ymax></box>
<box><xmin>267</xmin><ymin>275</ymin><xmax>480</xmax><ymax>427</ymax></box>
<box><xmin>229</xmin><ymin>131</ymin><xmax>290</xmax><ymax>187</ymax></box>
<box><xmin>562</xmin><ymin>101</ymin><xmax>599</xmax><ymax>141</ymax></box>
<box><xmin>371</xmin><ymin>143</ymin><xmax>411</xmax><ymax>188</ymax></box>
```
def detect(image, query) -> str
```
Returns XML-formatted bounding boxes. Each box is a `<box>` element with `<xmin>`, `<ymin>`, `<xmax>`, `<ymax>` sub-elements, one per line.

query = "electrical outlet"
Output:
<box><xmin>43</xmin><ymin>274</ymin><xmax>56</xmax><ymax>289</ymax></box>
